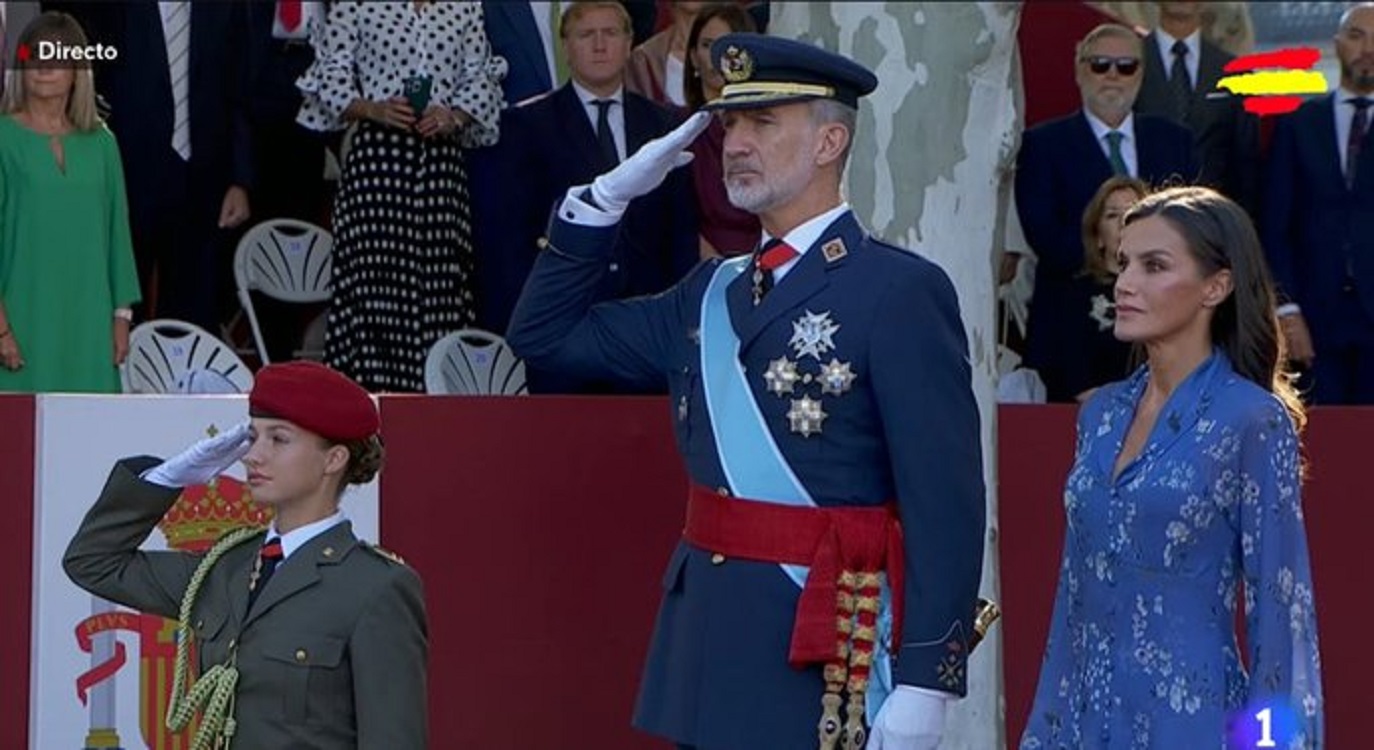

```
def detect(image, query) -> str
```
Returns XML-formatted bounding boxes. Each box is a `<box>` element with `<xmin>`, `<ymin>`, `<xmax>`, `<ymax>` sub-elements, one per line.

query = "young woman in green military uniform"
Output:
<box><xmin>64</xmin><ymin>361</ymin><xmax>427</xmax><ymax>750</ymax></box>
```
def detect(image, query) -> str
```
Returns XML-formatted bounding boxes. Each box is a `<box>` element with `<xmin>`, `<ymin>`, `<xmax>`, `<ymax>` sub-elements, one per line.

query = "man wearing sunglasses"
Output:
<box><xmin>1014</xmin><ymin>22</ymin><xmax>1198</xmax><ymax>403</ymax></box>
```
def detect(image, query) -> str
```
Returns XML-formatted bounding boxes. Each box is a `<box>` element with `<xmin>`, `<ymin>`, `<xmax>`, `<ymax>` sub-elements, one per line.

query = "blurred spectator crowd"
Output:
<box><xmin>1</xmin><ymin>1</ymin><xmax>1371</xmax><ymax>405</ymax></box>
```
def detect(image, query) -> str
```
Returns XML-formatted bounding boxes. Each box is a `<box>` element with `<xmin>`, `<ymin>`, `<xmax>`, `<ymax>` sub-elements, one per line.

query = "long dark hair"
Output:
<box><xmin>1122</xmin><ymin>186</ymin><xmax>1305</xmax><ymax>431</ymax></box>
<box><xmin>683</xmin><ymin>3</ymin><xmax>757</xmax><ymax>111</ymax></box>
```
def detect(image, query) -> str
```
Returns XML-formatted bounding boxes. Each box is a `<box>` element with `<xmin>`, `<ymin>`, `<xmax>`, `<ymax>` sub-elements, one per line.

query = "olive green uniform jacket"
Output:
<box><xmin>63</xmin><ymin>457</ymin><xmax>428</xmax><ymax>749</ymax></box>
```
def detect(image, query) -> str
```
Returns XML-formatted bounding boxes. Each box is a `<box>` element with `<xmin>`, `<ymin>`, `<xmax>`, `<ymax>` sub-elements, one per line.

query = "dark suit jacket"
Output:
<box><xmin>480</xmin><ymin>0</ymin><xmax>551</xmax><ymax>107</ymax></box>
<box><xmin>243</xmin><ymin>1</ymin><xmax>315</xmax><ymax>127</ymax></box>
<box><xmin>488</xmin><ymin>84</ymin><xmax>697</xmax><ymax>336</ymax></box>
<box><xmin>69</xmin><ymin>1</ymin><xmax>252</xmax><ymax>226</ymax></box>
<box><xmin>507</xmin><ymin>210</ymin><xmax>984</xmax><ymax>748</ymax></box>
<box><xmin>1263</xmin><ymin>93</ymin><xmax>1374</xmax><ymax>341</ymax></box>
<box><xmin>1135</xmin><ymin>31</ymin><xmax>1261</xmax><ymax>213</ymax></box>
<box><xmin>1016</xmin><ymin>110</ymin><xmax>1198</xmax><ymax>401</ymax></box>
<box><xmin>64</xmin><ymin>458</ymin><xmax>428</xmax><ymax>750</ymax></box>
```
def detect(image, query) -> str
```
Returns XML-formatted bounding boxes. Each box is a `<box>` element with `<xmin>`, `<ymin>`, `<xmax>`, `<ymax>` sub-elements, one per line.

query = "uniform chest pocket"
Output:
<box><xmin>193</xmin><ymin>606</ymin><xmax>231</xmax><ymax>670</ymax></box>
<box><xmin>261</xmin><ymin>632</ymin><xmax>349</xmax><ymax>724</ymax></box>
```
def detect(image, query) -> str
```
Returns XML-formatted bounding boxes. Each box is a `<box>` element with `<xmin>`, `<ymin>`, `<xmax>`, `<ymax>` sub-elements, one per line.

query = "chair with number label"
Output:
<box><xmin>424</xmin><ymin>329</ymin><xmax>528</xmax><ymax>395</ymax></box>
<box><xmin>234</xmin><ymin>219</ymin><xmax>333</xmax><ymax>365</ymax></box>
<box><xmin>122</xmin><ymin>319</ymin><xmax>254</xmax><ymax>394</ymax></box>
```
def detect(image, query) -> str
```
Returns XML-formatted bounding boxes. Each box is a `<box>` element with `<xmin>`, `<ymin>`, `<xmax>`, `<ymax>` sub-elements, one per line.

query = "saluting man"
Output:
<box><xmin>508</xmin><ymin>33</ymin><xmax>986</xmax><ymax>750</ymax></box>
<box><xmin>64</xmin><ymin>361</ymin><xmax>427</xmax><ymax>750</ymax></box>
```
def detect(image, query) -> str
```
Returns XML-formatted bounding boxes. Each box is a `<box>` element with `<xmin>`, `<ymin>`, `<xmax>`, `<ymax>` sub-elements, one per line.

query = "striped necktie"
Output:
<box><xmin>165</xmin><ymin>1</ymin><xmax>191</xmax><ymax>160</ymax></box>
<box><xmin>1105</xmin><ymin>130</ymin><xmax>1128</xmax><ymax>176</ymax></box>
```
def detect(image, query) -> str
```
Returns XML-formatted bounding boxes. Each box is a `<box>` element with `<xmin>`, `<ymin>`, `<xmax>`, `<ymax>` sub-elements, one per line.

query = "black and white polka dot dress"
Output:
<box><xmin>296</xmin><ymin>1</ymin><xmax>506</xmax><ymax>392</ymax></box>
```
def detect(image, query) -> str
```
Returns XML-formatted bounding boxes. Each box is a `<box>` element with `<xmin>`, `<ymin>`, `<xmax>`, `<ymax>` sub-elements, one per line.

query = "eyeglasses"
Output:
<box><xmin>1082</xmin><ymin>56</ymin><xmax>1141</xmax><ymax>76</ymax></box>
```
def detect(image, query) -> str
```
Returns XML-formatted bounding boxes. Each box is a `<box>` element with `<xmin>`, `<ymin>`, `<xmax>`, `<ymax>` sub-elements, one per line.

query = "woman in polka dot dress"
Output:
<box><xmin>297</xmin><ymin>1</ymin><xmax>505</xmax><ymax>392</ymax></box>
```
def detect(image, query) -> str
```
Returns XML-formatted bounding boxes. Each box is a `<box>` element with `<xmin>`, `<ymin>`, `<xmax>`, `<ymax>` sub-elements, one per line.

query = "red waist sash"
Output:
<box><xmin>683</xmin><ymin>485</ymin><xmax>905</xmax><ymax>668</ymax></box>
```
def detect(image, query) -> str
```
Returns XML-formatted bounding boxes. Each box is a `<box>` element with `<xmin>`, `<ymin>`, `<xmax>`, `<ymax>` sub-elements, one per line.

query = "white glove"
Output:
<box><xmin>866</xmin><ymin>686</ymin><xmax>948</xmax><ymax>750</ymax></box>
<box><xmin>589</xmin><ymin>110</ymin><xmax>711</xmax><ymax>214</ymax></box>
<box><xmin>143</xmin><ymin>422</ymin><xmax>253</xmax><ymax>488</ymax></box>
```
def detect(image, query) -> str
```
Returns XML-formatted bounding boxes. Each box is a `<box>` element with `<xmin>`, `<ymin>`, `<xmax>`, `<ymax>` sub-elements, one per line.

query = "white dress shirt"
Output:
<box><xmin>268</xmin><ymin>510</ymin><xmax>348</xmax><ymax>560</ymax></box>
<box><xmin>571</xmin><ymin>80</ymin><xmax>626</xmax><ymax>162</ymax></box>
<box><xmin>1153</xmin><ymin>27</ymin><xmax>1201</xmax><ymax>89</ymax></box>
<box><xmin>1334</xmin><ymin>86</ymin><xmax>1374</xmax><ymax>173</ymax></box>
<box><xmin>760</xmin><ymin>203</ymin><xmax>851</xmax><ymax>282</ymax></box>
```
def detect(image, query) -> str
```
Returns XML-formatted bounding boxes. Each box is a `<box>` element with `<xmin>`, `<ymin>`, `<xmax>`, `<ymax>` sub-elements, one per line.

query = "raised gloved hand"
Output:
<box><xmin>589</xmin><ymin>110</ymin><xmax>712</xmax><ymax>215</ymax></box>
<box><xmin>143</xmin><ymin>422</ymin><xmax>252</xmax><ymax>488</ymax></box>
<box><xmin>866</xmin><ymin>686</ymin><xmax>948</xmax><ymax>750</ymax></box>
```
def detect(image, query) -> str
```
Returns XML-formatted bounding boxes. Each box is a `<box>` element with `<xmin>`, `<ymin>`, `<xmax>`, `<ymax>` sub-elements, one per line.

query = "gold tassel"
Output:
<box><xmin>818</xmin><ymin>692</ymin><xmax>844</xmax><ymax>750</ymax></box>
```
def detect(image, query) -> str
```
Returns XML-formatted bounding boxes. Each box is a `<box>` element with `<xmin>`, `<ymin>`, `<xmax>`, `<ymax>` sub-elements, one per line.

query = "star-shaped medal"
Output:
<box><xmin>786</xmin><ymin>395</ymin><xmax>827</xmax><ymax>437</ymax></box>
<box><xmin>819</xmin><ymin>358</ymin><xmax>856</xmax><ymax>396</ymax></box>
<box><xmin>789</xmin><ymin>310</ymin><xmax>839</xmax><ymax>360</ymax></box>
<box><xmin>763</xmin><ymin>357</ymin><xmax>800</xmax><ymax>395</ymax></box>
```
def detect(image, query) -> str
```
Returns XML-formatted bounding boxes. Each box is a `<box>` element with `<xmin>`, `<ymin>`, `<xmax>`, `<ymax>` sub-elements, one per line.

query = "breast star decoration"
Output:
<box><xmin>764</xmin><ymin>357</ymin><xmax>801</xmax><ymax>395</ymax></box>
<box><xmin>790</xmin><ymin>310</ymin><xmax>839</xmax><ymax>360</ymax></box>
<box><xmin>819</xmin><ymin>358</ymin><xmax>856</xmax><ymax>396</ymax></box>
<box><xmin>786</xmin><ymin>395</ymin><xmax>827</xmax><ymax>437</ymax></box>
<box><xmin>757</xmin><ymin>311</ymin><xmax>860</xmax><ymax>437</ymax></box>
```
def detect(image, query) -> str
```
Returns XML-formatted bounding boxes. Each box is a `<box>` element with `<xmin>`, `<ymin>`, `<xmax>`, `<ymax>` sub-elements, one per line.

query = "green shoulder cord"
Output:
<box><xmin>165</xmin><ymin>526</ymin><xmax>262</xmax><ymax>750</ymax></box>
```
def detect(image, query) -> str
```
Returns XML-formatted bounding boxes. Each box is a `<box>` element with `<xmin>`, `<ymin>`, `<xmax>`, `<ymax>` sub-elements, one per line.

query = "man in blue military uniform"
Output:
<box><xmin>508</xmin><ymin>33</ymin><xmax>985</xmax><ymax>750</ymax></box>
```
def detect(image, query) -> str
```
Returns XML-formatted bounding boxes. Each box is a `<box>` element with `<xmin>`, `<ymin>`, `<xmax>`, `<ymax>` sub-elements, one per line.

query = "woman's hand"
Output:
<box><xmin>0</xmin><ymin>327</ymin><xmax>23</xmax><ymax>372</ymax></box>
<box><xmin>112</xmin><ymin>318</ymin><xmax>130</xmax><ymax>366</ymax></box>
<box><xmin>367</xmin><ymin>97</ymin><xmax>417</xmax><ymax>130</ymax></box>
<box><xmin>415</xmin><ymin>104</ymin><xmax>469</xmax><ymax>138</ymax></box>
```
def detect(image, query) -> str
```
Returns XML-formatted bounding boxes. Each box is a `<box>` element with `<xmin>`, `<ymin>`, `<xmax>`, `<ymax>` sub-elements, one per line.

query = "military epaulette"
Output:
<box><xmin>362</xmin><ymin>541</ymin><xmax>407</xmax><ymax>566</ymax></box>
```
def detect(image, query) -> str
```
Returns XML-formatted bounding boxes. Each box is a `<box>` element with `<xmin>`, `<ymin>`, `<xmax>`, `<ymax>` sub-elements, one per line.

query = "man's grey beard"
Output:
<box><xmin>725</xmin><ymin>179</ymin><xmax>774</xmax><ymax>215</ymax></box>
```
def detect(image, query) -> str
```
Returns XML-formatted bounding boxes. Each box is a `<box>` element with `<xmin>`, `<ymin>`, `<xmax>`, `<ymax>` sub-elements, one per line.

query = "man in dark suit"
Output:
<box><xmin>482</xmin><ymin>0</ymin><xmax>557</xmax><ymax>108</ymax></box>
<box><xmin>470</xmin><ymin>1</ymin><xmax>555</xmax><ymax>335</ymax></box>
<box><xmin>508</xmin><ymin>32</ymin><xmax>985</xmax><ymax>750</ymax></box>
<box><xmin>1134</xmin><ymin>1</ymin><xmax>1261</xmax><ymax>214</ymax></box>
<box><xmin>1015</xmin><ymin>23</ymin><xmax>1198</xmax><ymax>402</ymax></box>
<box><xmin>1263</xmin><ymin>3</ymin><xmax>1374</xmax><ymax>405</ymax></box>
<box><xmin>497</xmin><ymin>0</ymin><xmax>696</xmax><ymax>391</ymax></box>
<box><xmin>67</xmin><ymin>1</ymin><xmax>254</xmax><ymax>334</ymax></box>
<box><xmin>239</xmin><ymin>1</ymin><xmax>329</xmax><ymax>363</ymax></box>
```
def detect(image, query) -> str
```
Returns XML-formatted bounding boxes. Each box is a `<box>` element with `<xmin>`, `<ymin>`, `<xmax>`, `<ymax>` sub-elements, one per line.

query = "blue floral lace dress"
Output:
<box><xmin>1020</xmin><ymin>351</ymin><xmax>1324</xmax><ymax>749</ymax></box>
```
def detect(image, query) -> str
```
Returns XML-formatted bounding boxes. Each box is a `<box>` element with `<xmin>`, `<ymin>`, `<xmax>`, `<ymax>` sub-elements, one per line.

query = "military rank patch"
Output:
<box><xmin>821</xmin><ymin>237</ymin><xmax>848</xmax><ymax>263</ymax></box>
<box><xmin>364</xmin><ymin>542</ymin><xmax>407</xmax><ymax>566</ymax></box>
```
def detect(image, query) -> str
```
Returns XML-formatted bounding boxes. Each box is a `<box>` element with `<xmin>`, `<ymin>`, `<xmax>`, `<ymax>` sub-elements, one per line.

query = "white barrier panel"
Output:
<box><xmin>30</xmin><ymin>395</ymin><xmax>380</xmax><ymax>750</ymax></box>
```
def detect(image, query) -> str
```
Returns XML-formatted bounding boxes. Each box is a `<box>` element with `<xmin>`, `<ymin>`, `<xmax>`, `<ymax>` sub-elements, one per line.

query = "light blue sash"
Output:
<box><xmin>698</xmin><ymin>258</ymin><xmax>892</xmax><ymax>720</ymax></box>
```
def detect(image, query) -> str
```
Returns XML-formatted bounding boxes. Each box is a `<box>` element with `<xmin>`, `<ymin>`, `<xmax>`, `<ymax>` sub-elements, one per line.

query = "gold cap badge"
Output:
<box><xmin>720</xmin><ymin>44</ymin><xmax>754</xmax><ymax>84</ymax></box>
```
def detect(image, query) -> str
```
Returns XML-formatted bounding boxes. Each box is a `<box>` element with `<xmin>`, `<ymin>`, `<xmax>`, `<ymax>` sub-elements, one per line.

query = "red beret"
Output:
<box><xmin>249</xmin><ymin>361</ymin><xmax>379</xmax><ymax>442</ymax></box>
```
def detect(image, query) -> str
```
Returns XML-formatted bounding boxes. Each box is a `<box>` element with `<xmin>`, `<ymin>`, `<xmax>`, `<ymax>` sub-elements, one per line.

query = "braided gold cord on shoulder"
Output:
<box><xmin>165</xmin><ymin>526</ymin><xmax>262</xmax><ymax>750</ymax></box>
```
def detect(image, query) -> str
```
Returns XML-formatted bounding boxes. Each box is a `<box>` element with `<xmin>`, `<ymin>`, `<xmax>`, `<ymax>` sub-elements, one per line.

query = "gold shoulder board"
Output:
<box><xmin>364</xmin><ymin>542</ymin><xmax>407</xmax><ymax>566</ymax></box>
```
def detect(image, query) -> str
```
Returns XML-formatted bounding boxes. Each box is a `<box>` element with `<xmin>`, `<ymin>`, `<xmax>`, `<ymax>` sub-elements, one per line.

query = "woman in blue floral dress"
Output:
<box><xmin>1020</xmin><ymin>186</ymin><xmax>1323</xmax><ymax>749</ymax></box>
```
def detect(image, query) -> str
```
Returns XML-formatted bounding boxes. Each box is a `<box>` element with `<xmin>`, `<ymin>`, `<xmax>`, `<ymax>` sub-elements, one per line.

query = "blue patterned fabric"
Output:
<box><xmin>1021</xmin><ymin>351</ymin><xmax>1324</xmax><ymax>749</ymax></box>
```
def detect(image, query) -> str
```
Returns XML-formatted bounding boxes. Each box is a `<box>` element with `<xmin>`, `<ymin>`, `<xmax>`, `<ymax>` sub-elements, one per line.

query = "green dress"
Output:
<box><xmin>0</xmin><ymin>116</ymin><xmax>141</xmax><ymax>393</ymax></box>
